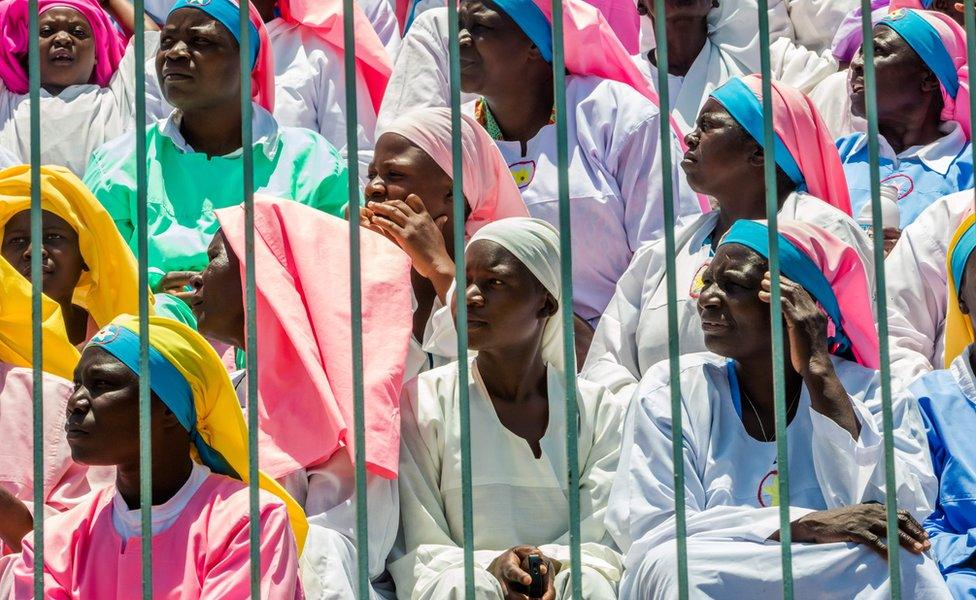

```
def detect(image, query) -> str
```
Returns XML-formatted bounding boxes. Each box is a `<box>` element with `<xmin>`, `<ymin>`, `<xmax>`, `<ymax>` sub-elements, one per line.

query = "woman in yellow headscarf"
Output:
<box><xmin>0</xmin><ymin>165</ymin><xmax>193</xmax><ymax>349</ymax></box>
<box><xmin>8</xmin><ymin>315</ymin><xmax>308</xmax><ymax>598</ymax></box>
<box><xmin>943</xmin><ymin>212</ymin><xmax>976</xmax><ymax>366</ymax></box>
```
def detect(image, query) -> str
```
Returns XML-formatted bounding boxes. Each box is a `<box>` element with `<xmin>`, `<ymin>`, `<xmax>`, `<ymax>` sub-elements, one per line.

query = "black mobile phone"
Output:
<box><xmin>527</xmin><ymin>555</ymin><xmax>545</xmax><ymax>598</ymax></box>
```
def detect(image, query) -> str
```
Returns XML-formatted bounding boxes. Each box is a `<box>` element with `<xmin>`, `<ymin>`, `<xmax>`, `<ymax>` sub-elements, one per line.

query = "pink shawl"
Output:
<box><xmin>779</xmin><ymin>222</ymin><xmax>880</xmax><ymax>369</ymax></box>
<box><xmin>278</xmin><ymin>0</ymin><xmax>392</xmax><ymax>115</ymax></box>
<box><xmin>740</xmin><ymin>74</ymin><xmax>853</xmax><ymax>215</ymax></box>
<box><xmin>915</xmin><ymin>10</ymin><xmax>971</xmax><ymax>139</ymax></box>
<box><xmin>216</xmin><ymin>196</ymin><xmax>413</xmax><ymax>480</ymax></box>
<box><xmin>379</xmin><ymin>107</ymin><xmax>529</xmax><ymax>236</ymax></box>
<box><xmin>0</xmin><ymin>0</ymin><xmax>126</xmax><ymax>94</ymax></box>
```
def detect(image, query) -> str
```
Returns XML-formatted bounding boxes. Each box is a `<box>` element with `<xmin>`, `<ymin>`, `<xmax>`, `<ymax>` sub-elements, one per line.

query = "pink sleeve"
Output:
<box><xmin>10</xmin><ymin>534</ymin><xmax>72</xmax><ymax>600</ymax></box>
<box><xmin>199</xmin><ymin>500</ymin><xmax>302</xmax><ymax>600</ymax></box>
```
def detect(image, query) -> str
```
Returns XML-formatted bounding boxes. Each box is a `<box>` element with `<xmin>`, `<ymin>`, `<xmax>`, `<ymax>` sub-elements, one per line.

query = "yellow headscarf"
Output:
<box><xmin>89</xmin><ymin>315</ymin><xmax>308</xmax><ymax>553</ymax></box>
<box><xmin>0</xmin><ymin>165</ymin><xmax>144</xmax><ymax>327</ymax></box>
<box><xmin>944</xmin><ymin>213</ymin><xmax>976</xmax><ymax>367</ymax></box>
<box><xmin>0</xmin><ymin>256</ymin><xmax>79</xmax><ymax>379</ymax></box>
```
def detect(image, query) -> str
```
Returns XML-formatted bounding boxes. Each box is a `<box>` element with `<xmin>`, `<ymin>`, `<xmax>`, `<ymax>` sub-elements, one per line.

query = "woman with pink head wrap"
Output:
<box><xmin>608</xmin><ymin>219</ymin><xmax>947</xmax><ymax>599</ymax></box>
<box><xmin>583</xmin><ymin>74</ymin><xmax>872</xmax><ymax>401</ymax></box>
<box><xmin>361</xmin><ymin>106</ymin><xmax>528</xmax><ymax>378</ymax></box>
<box><xmin>838</xmin><ymin>8</ymin><xmax>973</xmax><ymax>234</ymax></box>
<box><xmin>0</xmin><ymin>0</ymin><xmax>157</xmax><ymax>175</ymax></box>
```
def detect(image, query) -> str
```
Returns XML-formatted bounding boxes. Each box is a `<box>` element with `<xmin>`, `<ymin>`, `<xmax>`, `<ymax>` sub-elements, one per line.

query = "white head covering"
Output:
<box><xmin>468</xmin><ymin>217</ymin><xmax>564</xmax><ymax>370</ymax></box>
<box><xmin>423</xmin><ymin>217</ymin><xmax>565</xmax><ymax>371</ymax></box>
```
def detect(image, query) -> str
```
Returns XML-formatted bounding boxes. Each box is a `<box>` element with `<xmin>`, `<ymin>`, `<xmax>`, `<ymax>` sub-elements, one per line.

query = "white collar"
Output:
<box><xmin>949</xmin><ymin>345</ymin><xmax>976</xmax><ymax>403</ymax></box>
<box><xmin>111</xmin><ymin>462</ymin><xmax>211</xmax><ymax>539</ymax></box>
<box><xmin>157</xmin><ymin>103</ymin><xmax>280</xmax><ymax>160</ymax></box>
<box><xmin>851</xmin><ymin>121</ymin><xmax>967</xmax><ymax>176</ymax></box>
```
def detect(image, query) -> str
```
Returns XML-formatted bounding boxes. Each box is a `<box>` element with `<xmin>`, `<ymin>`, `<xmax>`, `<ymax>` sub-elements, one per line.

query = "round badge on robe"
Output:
<box><xmin>509</xmin><ymin>160</ymin><xmax>536</xmax><ymax>190</ymax></box>
<box><xmin>757</xmin><ymin>469</ymin><xmax>780</xmax><ymax>507</ymax></box>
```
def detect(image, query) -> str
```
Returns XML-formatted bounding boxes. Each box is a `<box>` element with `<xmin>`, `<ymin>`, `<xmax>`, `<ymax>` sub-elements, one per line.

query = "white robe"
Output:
<box><xmin>376</xmin><ymin>7</ymin><xmax>477</xmax><ymax>131</ymax></box>
<box><xmin>886</xmin><ymin>190</ymin><xmax>973</xmax><ymax>380</ymax></box>
<box><xmin>0</xmin><ymin>145</ymin><xmax>17</xmax><ymax>168</ymax></box>
<box><xmin>786</xmin><ymin>0</ymin><xmax>859</xmax><ymax>53</ymax></box>
<box><xmin>233</xmin><ymin>373</ymin><xmax>398</xmax><ymax>600</ymax></box>
<box><xmin>0</xmin><ymin>34</ymin><xmax>162</xmax><ymax>177</ymax></box>
<box><xmin>358</xmin><ymin>0</ymin><xmax>402</xmax><ymax>56</ymax></box>
<box><xmin>463</xmin><ymin>76</ymin><xmax>702</xmax><ymax>324</ymax></box>
<box><xmin>265</xmin><ymin>18</ymin><xmax>377</xmax><ymax>182</ymax></box>
<box><xmin>390</xmin><ymin>361</ymin><xmax>626</xmax><ymax>599</ymax></box>
<box><xmin>582</xmin><ymin>192</ymin><xmax>874</xmax><ymax>400</ymax></box>
<box><xmin>606</xmin><ymin>353</ymin><xmax>945</xmax><ymax>599</ymax></box>
<box><xmin>636</xmin><ymin>0</ymin><xmax>836</xmax><ymax>132</ymax></box>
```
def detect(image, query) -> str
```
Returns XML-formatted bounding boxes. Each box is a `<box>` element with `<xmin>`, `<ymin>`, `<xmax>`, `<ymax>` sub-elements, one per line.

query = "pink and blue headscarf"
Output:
<box><xmin>718</xmin><ymin>220</ymin><xmax>879</xmax><ymax>369</ymax></box>
<box><xmin>0</xmin><ymin>0</ymin><xmax>127</xmax><ymax>94</ymax></box>
<box><xmin>880</xmin><ymin>8</ymin><xmax>971</xmax><ymax>139</ymax></box>
<box><xmin>710</xmin><ymin>75</ymin><xmax>853</xmax><ymax>216</ymax></box>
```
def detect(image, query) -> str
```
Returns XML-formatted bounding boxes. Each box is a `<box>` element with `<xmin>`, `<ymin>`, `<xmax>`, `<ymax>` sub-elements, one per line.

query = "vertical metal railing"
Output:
<box><xmin>650</xmin><ymin>3</ymin><xmax>690</xmax><ymax>599</ymax></box>
<box><xmin>27</xmin><ymin>0</ymin><xmax>43</xmax><ymax>595</ymax></box>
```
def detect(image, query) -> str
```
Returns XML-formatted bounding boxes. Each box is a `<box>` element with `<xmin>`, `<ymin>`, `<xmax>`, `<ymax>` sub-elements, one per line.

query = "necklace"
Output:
<box><xmin>739</xmin><ymin>383</ymin><xmax>801</xmax><ymax>442</ymax></box>
<box><xmin>474</xmin><ymin>97</ymin><xmax>556</xmax><ymax>141</ymax></box>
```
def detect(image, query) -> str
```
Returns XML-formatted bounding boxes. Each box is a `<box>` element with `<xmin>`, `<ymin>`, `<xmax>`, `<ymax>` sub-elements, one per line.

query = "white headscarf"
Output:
<box><xmin>423</xmin><ymin>217</ymin><xmax>566</xmax><ymax>371</ymax></box>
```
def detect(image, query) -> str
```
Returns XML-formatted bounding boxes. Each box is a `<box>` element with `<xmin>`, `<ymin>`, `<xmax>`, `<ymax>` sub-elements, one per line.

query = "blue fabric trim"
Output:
<box><xmin>950</xmin><ymin>220</ymin><xmax>976</xmax><ymax>293</ymax></box>
<box><xmin>170</xmin><ymin>0</ymin><xmax>260</xmax><ymax>69</ymax></box>
<box><xmin>86</xmin><ymin>324</ymin><xmax>237</xmax><ymax>477</ymax></box>
<box><xmin>489</xmin><ymin>0</ymin><xmax>553</xmax><ymax>63</ymax></box>
<box><xmin>727</xmin><ymin>359</ymin><xmax>743</xmax><ymax>419</ymax></box>
<box><xmin>711</xmin><ymin>78</ymin><xmax>807</xmax><ymax>192</ymax></box>
<box><xmin>882</xmin><ymin>9</ymin><xmax>959</xmax><ymax>99</ymax></box>
<box><xmin>718</xmin><ymin>220</ymin><xmax>853</xmax><ymax>358</ymax></box>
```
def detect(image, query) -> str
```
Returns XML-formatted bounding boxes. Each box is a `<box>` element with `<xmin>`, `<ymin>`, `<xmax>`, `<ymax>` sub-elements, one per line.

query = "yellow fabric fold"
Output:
<box><xmin>0</xmin><ymin>257</ymin><xmax>80</xmax><ymax>379</ymax></box>
<box><xmin>944</xmin><ymin>213</ymin><xmax>976</xmax><ymax>367</ymax></box>
<box><xmin>0</xmin><ymin>165</ymin><xmax>146</xmax><ymax>326</ymax></box>
<box><xmin>111</xmin><ymin>314</ymin><xmax>309</xmax><ymax>553</ymax></box>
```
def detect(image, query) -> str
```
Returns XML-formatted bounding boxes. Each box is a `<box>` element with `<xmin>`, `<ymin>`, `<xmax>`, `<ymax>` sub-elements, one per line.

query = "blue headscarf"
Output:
<box><xmin>880</xmin><ymin>8</ymin><xmax>959</xmax><ymax>99</ymax></box>
<box><xmin>486</xmin><ymin>0</ymin><xmax>553</xmax><ymax>62</ymax></box>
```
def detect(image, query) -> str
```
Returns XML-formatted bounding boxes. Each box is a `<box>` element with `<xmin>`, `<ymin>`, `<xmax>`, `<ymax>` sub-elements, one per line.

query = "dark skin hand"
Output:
<box><xmin>98</xmin><ymin>0</ymin><xmax>159</xmax><ymax>37</ymax></box>
<box><xmin>0</xmin><ymin>487</ymin><xmax>34</xmax><ymax>552</ymax></box>
<box><xmin>770</xmin><ymin>503</ymin><xmax>931</xmax><ymax>559</ymax></box>
<box><xmin>157</xmin><ymin>270</ymin><xmax>199</xmax><ymax>302</ymax></box>
<box><xmin>882</xmin><ymin>227</ymin><xmax>901</xmax><ymax>256</ymax></box>
<box><xmin>488</xmin><ymin>545</ymin><xmax>559</xmax><ymax>600</ymax></box>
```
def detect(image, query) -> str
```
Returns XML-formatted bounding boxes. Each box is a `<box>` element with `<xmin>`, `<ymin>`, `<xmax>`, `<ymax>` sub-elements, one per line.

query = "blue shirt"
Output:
<box><xmin>837</xmin><ymin>124</ymin><xmax>973</xmax><ymax>229</ymax></box>
<box><xmin>910</xmin><ymin>347</ymin><xmax>976</xmax><ymax>585</ymax></box>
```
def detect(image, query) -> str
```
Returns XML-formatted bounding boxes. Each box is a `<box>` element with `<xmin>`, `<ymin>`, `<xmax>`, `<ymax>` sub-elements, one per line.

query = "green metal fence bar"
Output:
<box><xmin>755</xmin><ymin>1</ymin><xmax>794</xmax><ymax>597</ymax></box>
<box><xmin>548</xmin><ymin>1</ymin><xmax>582</xmax><ymax>598</ymax></box>
<box><xmin>340</xmin><ymin>1</ymin><xmax>371</xmax><ymax>597</ymax></box>
<box><xmin>133</xmin><ymin>0</ymin><xmax>153</xmax><ymax>594</ymax></box>
<box><xmin>27</xmin><ymin>0</ymin><xmax>43</xmax><ymax>594</ymax></box>
<box><xmin>649</xmin><ymin>4</ymin><xmax>689</xmax><ymax>599</ymax></box>
<box><xmin>234</xmin><ymin>2</ymin><xmax>260</xmax><ymax>598</ymax></box>
<box><xmin>858</xmin><ymin>2</ymin><xmax>902</xmax><ymax>597</ymax></box>
<box><xmin>446</xmin><ymin>1</ymin><xmax>475</xmax><ymax>597</ymax></box>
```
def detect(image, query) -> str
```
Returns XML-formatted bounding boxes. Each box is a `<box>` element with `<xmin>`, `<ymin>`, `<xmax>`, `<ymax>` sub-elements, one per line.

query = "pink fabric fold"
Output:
<box><xmin>582</xmin><ymin>0</ymin><xmax>639</xmax><ymax>53</ymax></box>
<box><xmin>0</xmin><ymin>0</ymin><xmax>126</xmax><ymax>94</ymax></box>
<box><xmin>216</xmin><ymin>196</ymin><xmax>413</xmax><ymax>480</ymax></box>
<box><xmin>779</xmin><ymin>222</ymin><xmax>880</xmax><ymax>369</ymax></box>
<box><xmin>240</xmin><ymin>0</ymin><xmax>275</xmax><ymax>113</ymax></box>
<box><xmin>916</xmin><ymin>10</ymin><xmax>971</xmax><ymax>140</ymax></box>
<box><xmin>278</xmin><ymin>0</ymin><xmax>392</xmax><ymax>115</ymax></box>
<box><xmin>379</xmin><ymin>107</ymin><xmax>529</xmax><ymax>236</ymax></box>
<box><xmin>740</xmin><ymin>74</ymin><xmax>853</xmax><ymax>216</ymax></box>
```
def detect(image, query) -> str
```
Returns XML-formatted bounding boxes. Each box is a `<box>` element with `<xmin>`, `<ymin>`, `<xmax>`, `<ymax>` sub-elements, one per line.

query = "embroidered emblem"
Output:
<box><xmin>887</xmin><ymin>8</ymin><xmax>908</xmax><ymax>19</ymax></box>
<box><xmin>880</xmin><ymin>173</ymin><xmax>914</xmax><ymax>200</ymax></box>
<box><xmin>184</xmin><ymin>0</ymin><xmax>212</xmax><ymax>5</ymax></box>
<box><xmin>689</xmin><ymin>261</ymin><xmax>710</xmax><ymax>299</ymax></box>
<box><xmin>757</xmin><ymin>469</ymin><xmax>780</xmax><ymax>507</ymax></box>
<box><xmin>509</xmin><ymin>160</ymin><xmax>536</xmax><ymax>190</ymax></box>
<box><xmin>89</xmin><ymin>325</ymin><xmax>121</xmax><ymax>346</ymax></box>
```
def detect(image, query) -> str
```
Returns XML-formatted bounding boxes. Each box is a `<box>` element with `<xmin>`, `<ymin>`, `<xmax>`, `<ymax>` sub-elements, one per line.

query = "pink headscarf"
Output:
<box><xmin>216</xmin><ymin>196</ymin><xmax>413</xmax><ymax>480</ymax></box>
<box><xmin>236</xmin><ymin>0</ymin><xmax>275</xmax><ymax>113</ymax></box>
<box><xmin>734</xmin><ymin>75</ymin><xmax>854</xmax><ymax>215</ymax></box>
<box><xmin>379</xmin><ymin>107</ymin><xmax>529</xmax><ymax>236</ymax></box>
<box><xmin>278</xmin><ymin>0</ymin><xmax>392</xmax><ymax>115</ymax></box>
<box><xmin>778</xmin><ymin>222</ymin><xmax>879</xmax><ymax>369</ymax></box>
<box><xmin>0</xmin><ymin>0</ymin><xmax>126</xmax><ymax>94</ymax></box>
<box><xmin>905</xmin><ymin>10</ymin><xmax>970</xmax><ymax>139</ymax></box>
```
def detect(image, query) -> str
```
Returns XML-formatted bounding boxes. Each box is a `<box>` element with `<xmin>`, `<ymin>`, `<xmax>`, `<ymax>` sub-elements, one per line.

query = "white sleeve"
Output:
<box><xmin>768</xmin><ymin>37</ymin><xmax>838</xmax><ymax>94</ymax></box>
<box><xmin>609</xmin><ymin>113</ymin><xmax>702</xmax><ymax>252</ymax></box>
<box><xmin>111</xmin><ymin>31</ymin><xmax>167</xmax><ymax>122</ymax></box>
<box><xmin>885</xmin><ymin>222</ymin><xmax>945</xmax><ymax>380</ymax></box>
<box><xmin>358</xmin><ymin>0</ymin><xmax>402</xmax><ymax>57</ymax></box>
<box><xmin>785</xmin><ymin>0</ymin><xmax>858</xmax><ymax>52</ymax></box>
<box><xmin>581</xmin><ymin>243</ymin><xmax>658</xmax><ymax>398</ymax></box>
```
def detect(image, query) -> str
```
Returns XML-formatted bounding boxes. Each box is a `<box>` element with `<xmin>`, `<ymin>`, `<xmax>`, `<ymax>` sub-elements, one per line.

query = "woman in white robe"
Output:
<box><xmin>635</xmin><ymin>0</ymin><xmax>836</xmax><ymax>132</ymax></box>
<box><xmin>607</xmin><ymin>220</ymin><xmax>946</xmax><ymax>599</ymax></box>
<box><xmin>583</xmin><ymin>75</ymin><xmax>869</xmax><ymax>399</ymax></box>
<box><xmin>392</xmin><ymin>218</ymin><xmax>625</xmax><ymax>599</ymax></box>
<box><xmin>0</xmin><ymin>0</ymin><xmax>161</xmax><ymax>176</ymax></box>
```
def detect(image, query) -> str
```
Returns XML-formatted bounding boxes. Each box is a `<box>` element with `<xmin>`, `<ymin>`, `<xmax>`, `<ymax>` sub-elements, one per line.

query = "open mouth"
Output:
<box><xmin>49</xmin><ymin>48</ymin><xmax>74</xmax><ymax>64</ymax></box>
